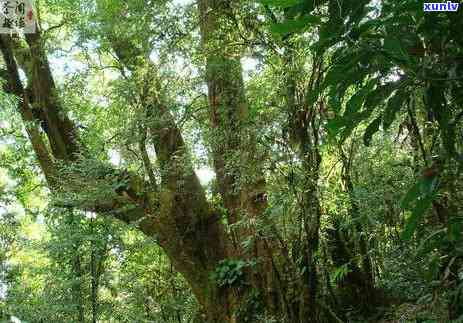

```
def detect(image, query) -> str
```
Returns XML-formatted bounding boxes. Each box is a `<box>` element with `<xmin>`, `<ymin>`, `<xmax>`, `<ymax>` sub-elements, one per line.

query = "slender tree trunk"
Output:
<box><xmin>283</xmin><ymin>47</ymin><xmax>324</xmax><ymax>321</ymax></box>
<box><xmin>67</xmin><ymin>210</ymin><xmax>85</xmax><ymax>322</ymax></box>
<box><xmin>337</xmin><ymin>145</ymin><xmax>377</xmax><ymax>308</ymax></box>
<box><xmin>73</xmin><ymin>254</ymin><xmax>85</xmax><ymax>323</ymax></box>
<box><xmin>90</xmin><ymin>219</ymin><xmax>98</xmax><ymax>323</ymax></box>
<box><xmin>72</xmin><ymin>242</ymin><xmax>85</xmax><ymax>322</ymax></box>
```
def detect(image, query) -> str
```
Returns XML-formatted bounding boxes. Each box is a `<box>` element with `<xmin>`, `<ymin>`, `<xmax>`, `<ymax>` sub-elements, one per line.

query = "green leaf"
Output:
<box><xmin>363</xmin><ymin>115</ymin><xmax>382</xmax><ymax>146</ymax></box>
<box><xmin>400</xmin><ymin>176</ymin><xmax>439</xmax><ymax>241</ymax></box>
<box><xmin>400</xmin><ymin>181</ymin><xmax>422</xmax><ymax>210</ymax></box>
<box><xmin>448</xmin><ymin>219</ymin><xmax>462</xmax><ymax>242</ymax></box>
<box><xmin>286</xmin><ymin>2</ymin><xmax>314</xmax><ymax>17</ymax></box>
<box><xmin>363</xmin><ymin>82</ymin><xmax>396</xmax><ymax>113</ymax></box>
<box><xmin>349</xmin><ymin>20</ymin><xmax>380</xmax><ymax>40</ymax></box>
<box><xmin>427</xmin><ymin>84</ymin><xmax>455</xmax><ymax>155</ymax></box>
<box><xmin>344</xmin><ymin>81</ymin><xmax>375</xmax><ymax>117</ymax></box>
<box><xmin>323</xmin><ymin>67</ymin><xmax>348</xmax><ymax>91</ymax></box>
<box><xmin>321</xmin><ymin>52</ymin><xmax>362</xmax><ymax>90</ymax></box>
<box><xmin>338</xmin><ymin>110</ymin><xmax>369</xmax><ymax>143</ymax></box>
<box><xmin>401</xmin><ymin>177</ymin><xmax>437</xmax><ymax>210</ymax></box>
<box><xmin>326</xmin><ymin>117</ymin><xmax>346</xmax><ymax>137</ymax></box>
<box><xmin>339</xmin><ymin>123</ymin><xmax>357</xmax><ymax>143</ymax></box>
<box><xmin>401</xmin><ymin>195</ymin><xmax>434</xmax><ymax>240</ymax></box>
<box><xmin>270</xmin><ymin>15</ymin><xmax>321</xmax><ymax>35</ymax></box>
<box><xmin>306</xmin><ymin>89</ymin><xmax>319</xmax><ymax>106</ymax></box>
<box><xmin>259</xmin><ymin>0</ymin><xmax>304</xmax><ymax>8</ymax></box>
<box><xmin>328</xmin><ymin>87</ymin><xmax>343</xmax><ymax>112</ymax></box>
<box><xmin>417</xmin><ymin>228</ymin><xmax>446</xmax><ymax>256</ymax></box>
<box><xmin>383</xmin><ymin>37</ymin><xmax>402</xmax><ymax>55</ymax></box>
<box><xmin>383</xmin><ymin>89</ymin><xmax>406</xmax><ymax>130</ymax></box>
<box><xmin>312</xmin><ymin>21</ymin><xmax>342</xmax><ymax>53</ymax></box>
<box><xmin>344</xmin><ymin>89</ymin><xmax>366</xmax><ymax>116</ymax></box>
<box><xmin>383</xmin><ymin>37</ymin><xmax>410</xmax><ymax>64</ymax></box>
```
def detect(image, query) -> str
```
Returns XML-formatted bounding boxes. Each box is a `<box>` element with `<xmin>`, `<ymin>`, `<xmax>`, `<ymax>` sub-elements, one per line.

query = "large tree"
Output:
<box><xmin>1</xmin><ymin>0</ymin><xmax>462</xmax><ymax>322</ymax></box>
<box><xmin>0</xmin><ymin>1</ymin><xmax>297</xmax><ymax>321</ymax></box>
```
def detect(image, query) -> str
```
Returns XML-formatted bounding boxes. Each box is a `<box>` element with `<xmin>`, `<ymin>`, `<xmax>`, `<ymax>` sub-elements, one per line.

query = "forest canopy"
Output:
<box><xmin>0</xmin><ymin>0</ymin><xmax>462</xmax><ymax>322</ymax></box>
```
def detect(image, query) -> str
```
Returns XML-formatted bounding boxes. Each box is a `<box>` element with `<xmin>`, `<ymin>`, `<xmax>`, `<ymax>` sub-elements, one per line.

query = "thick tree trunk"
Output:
<box><xmin>197</xmin><ymin>0</ymin><xmax>284</xmax><ymax>320</ymax></box>
<box><xmin>0</xmin><ymin>3</ymin><xmax>285</xmax><ymax>321</ymax></box>
<box><xmin>0</xmin><ymin>29</ymin><xmax>232</xmax><ymax>322</ymax></box>
<box><xmin>0</xmin><ymin>35</ymin><xmax>55</xmax><ymax>184</ymax></box>
<box><xmin>197</xmin><ymin>0</ymin><xmax>267</xmax><ymax>245</ymax></box>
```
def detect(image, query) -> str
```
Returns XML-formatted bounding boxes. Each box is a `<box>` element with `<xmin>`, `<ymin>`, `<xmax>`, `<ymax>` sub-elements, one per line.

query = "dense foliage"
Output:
<box><xmin>0</xmin><ymin>0</ymin><xmax>462</xmax><ymax>322</ymax></box>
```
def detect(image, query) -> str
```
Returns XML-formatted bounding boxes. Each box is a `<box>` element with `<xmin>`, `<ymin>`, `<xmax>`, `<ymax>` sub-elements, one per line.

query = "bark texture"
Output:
<box><xmin>0</xmin><ymin>30</ymin><xmax>229</xmax><ymax>321</ymax></box>
<box><xmin>0</xmin><ymin>3</ymin><xmax>303</xmax><ymax>321</ymax></box>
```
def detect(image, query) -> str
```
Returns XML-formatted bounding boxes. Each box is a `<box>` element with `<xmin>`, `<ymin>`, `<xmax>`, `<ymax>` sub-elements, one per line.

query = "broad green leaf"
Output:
<box><xmin>339</xmin><ymin>123</ymin><xmax>357</xmax><ymax>143</ymax></box>
<box><xmin>383</xmin><ymin>89</ymin><xmax>406</xmax><ymax>130</ymax></box>
<box><xmin>326</xmin><ymin>117</ymin><xmax>346</xmax><ymax>137</ymax></box>
<box><xmin>400</xmin><ymin>176</ymin><xmax>439</xmax><ymax>240</ymax></box>
<box><xmin>344</xmin><ymin>81</ymin><xmax>375</xmax><ymax>117</ymax></box>
<box><xmin>349</xmin><ymin>19</ymin><xmax>380</xmax><ymax>40</ymax></box>
<box><xmin>328</xmin><ymin>87</ymin><xmax>343</xmax><ymax>112</ymax></box>
<box><xmin>286</xmin><ymin>2</ymin><xmax>315</xmax><ymax>17</ymax></box>
<box><xmin>383</xmin><ymin>37</ymin><xmax>410</xmax><ymax>65</ymax></box>
<box><xmin>339</xmin><ymin>110</ymin><xmax>369</xmax><ymax>143</ymax></box>
<box><xmin>427</xmin><ymin>84</ymin><xmax>455</xmax><ymax>155</ymax></box>
<box><xmin>383</xmin><ymin>37</ymin><xmax>402</xmax><ymax>55</ymax></box>
<box><xmin>401</xmin><ymin>195</ymin><xmax>434</xmax><ymax>240</ymax></box>
<box><xmin>322</xmin><ymin>52</ymin><xmax>362</xmax><ymax>90</ymax></box>
<box><xmin>323</xmin><ymin>67</ymin><xmax>348</xmax><ymax>91</ymax></box>
<box><xmin>448</xmin><ymin>218</ymin><xmax>462</xmax><ymax>242</ymax></box>
<box><xmin>270</xmin><ymin>15</ymin><xmax>321</xmax><ymax>35</ymax></box>
<box><xmin>259</xmin><ymin>0</ymin><xmax>304</xmax><ymax>8</ymax></box>
<box><xmin>363</xmin><ymin>82</ymin><xmax>396</xmax><ymax>113</ymax></box>
<box><xmin>401</xmin><ymin>181</ymin><xmax>422</xmax><ymax>210</ymax></box>
<box><xmin>306</xmin><ymin>89</ymin><xmax>319</xmax><ymax>107</ymax></box>
<box><xmin>363</xmin><ymin>115</ymin><xmax>382</xmax><ymax>146</ymax></box>
<box><xmin>417</xmin><ymin>228</ymin><xmax>446</xmax><ymax>256</ymax></box>
<box><xmin>401</xmin><ymin>177</ymin><xmax>437</xmax><ymax>210</ymax></box>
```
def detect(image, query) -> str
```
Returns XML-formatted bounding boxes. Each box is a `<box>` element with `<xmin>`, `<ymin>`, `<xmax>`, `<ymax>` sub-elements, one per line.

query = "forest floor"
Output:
<box><xmin>373</xmin><ymin>301</ymin><xmax>449</xmax><ymax>323</ymax></box>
